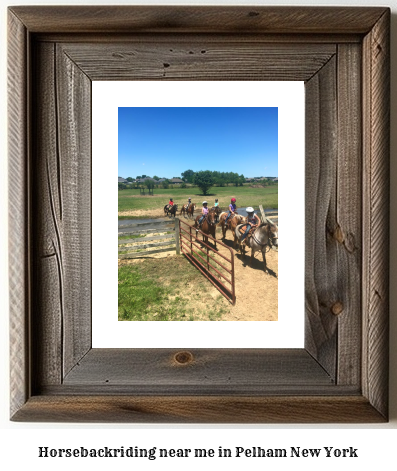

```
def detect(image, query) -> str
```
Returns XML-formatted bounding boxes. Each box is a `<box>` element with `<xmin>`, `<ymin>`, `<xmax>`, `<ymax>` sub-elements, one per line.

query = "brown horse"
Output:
<box><xmin>180</xmin><ymin>203</ymin><xmax>196</xmax><ymax>219</ymax></box>
<box><xmin>211</xmin><ymin>206</ymin><xmax>222</xmax><ymax>223</ymax></box>
<box><xmin>165</xmin><ymin>204</ymin><xmax>178</xmax><ymax>218</ymax></box>
<box><xmin>218</xmin><ymin>211</ymin><xmax>246</xmax><ymax>248</ymax></box>
<box><xmin>194</xmin><ymin>209</ymin><xmax>217</xmax><ymax>248</ymax></box>
<box><xmin>235</xmin><ymin>222</ymin><xmax>278</xmax><ymax>273</ymax></box>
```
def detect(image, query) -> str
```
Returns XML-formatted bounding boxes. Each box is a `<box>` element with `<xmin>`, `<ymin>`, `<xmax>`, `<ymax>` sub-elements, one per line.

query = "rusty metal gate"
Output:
<box><xmin>179</xmin><ymin>219</ymin><xmax>235</xmax><ymax>305</ymax></box>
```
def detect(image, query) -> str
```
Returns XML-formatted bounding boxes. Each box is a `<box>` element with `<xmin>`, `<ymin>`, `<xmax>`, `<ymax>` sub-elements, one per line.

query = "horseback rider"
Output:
<box><xmin>196</xmin><ymin>201</ymin><xmax>209</xmax><ymax>232</ymax></box>
<box><xmin>186</xmin><ymin>197</ymin><xmax>192</xmax><ymax>210</ymax></box>
<box><xmin>164</xmin><ymin>198</ymin><xmax>174</xmax><ymax>214</ymax></box>
<box><xmin>225</xmin><ymin>197</ymin><xmax>237</xmax><ymax>224</ymax></box>
<box><xmin>213</xmin><ymin>198</ymin><xmax>220</xmax><ymax>222</ymax></box>
<box><xmin>240</xmin><ymin>207</ymin><xmax>261</xmax><ymax>246</ymax></box>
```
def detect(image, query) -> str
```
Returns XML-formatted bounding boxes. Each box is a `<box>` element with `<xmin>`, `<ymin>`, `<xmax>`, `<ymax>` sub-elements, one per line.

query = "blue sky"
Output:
<box><xmin>118</xmin><ymin>107</ymin><xmax>278</xmax><ymax>179</ymax></box>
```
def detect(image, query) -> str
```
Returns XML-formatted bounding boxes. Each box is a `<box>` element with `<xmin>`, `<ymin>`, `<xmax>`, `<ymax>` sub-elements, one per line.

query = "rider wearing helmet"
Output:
<box><xmin>196</xmin><ymin>201</ymin><xmax>209</xmax><ymax>232</ymax></box>
<box><xmin>225</xmin><ymin>197</ymin><xmax>237</xmax><ymax>224</ymax></box>
<box><xmin>166</xmin><ymin>197</ymin><xmax>174</xmax><ymax>211</ymax></box>
<box><xmin>240</xmin><ymin>207</ymin><xmax>261</xmax><ymax>246</ymax></box>
<box><xmin>186</xmin><ymin>197</ymin><xmax>192</xmax><ymax>210</ymax></box>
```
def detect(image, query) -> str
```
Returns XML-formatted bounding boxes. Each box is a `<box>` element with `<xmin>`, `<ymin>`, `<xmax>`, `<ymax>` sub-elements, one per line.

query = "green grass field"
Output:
<box><xmin>118</xmin><ymin>258</ymin><xmax>228</xmax><ymax>321</ymax></box>
<box><xmin>118</xmin><ymin>184</ymin><xmax>278</xmax><ymax>216</ymax></box>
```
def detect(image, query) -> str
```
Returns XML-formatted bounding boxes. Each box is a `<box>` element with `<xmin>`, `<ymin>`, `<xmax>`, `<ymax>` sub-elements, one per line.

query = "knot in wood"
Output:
<box><xmin>331</xmin><ymin>302</ymin><xmax>344</xmax><ymax>316</ymax></box>
<box><xmin>174</xmin><ymin>351</ymin><xmax>193</xmax><ymax>365</ymax></box>
<box><xmin>333</xmin><ymin>225</ymin><xmax>344</xmax><ymax>244</ymax></box>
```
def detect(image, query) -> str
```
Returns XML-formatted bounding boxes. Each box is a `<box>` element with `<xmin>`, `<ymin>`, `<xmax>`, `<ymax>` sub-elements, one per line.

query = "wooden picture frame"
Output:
<box><xmin>8</xmin><ymin>6</ymin><xmax>390</xmax><ymax>423</ymax></box>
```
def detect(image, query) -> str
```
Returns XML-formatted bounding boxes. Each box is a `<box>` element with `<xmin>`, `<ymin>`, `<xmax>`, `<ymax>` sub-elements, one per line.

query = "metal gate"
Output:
<box><xmin>179</xmin><ymin>219</ymin><xmax>235</xmax><ymax>305</ymax></box>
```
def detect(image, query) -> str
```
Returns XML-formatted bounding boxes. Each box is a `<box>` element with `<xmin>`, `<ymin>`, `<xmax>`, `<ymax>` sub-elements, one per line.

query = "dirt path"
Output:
<box><xmin>119</xmin><ymin>208</ymin><xmax>167</xmax><ymax>218</ymax></box>
<box><xmin>187</xmin><ymin>220</ymin><xmax>278</xmax><ymax>321</ymax></box>
<box><xmin>119</xmin><ymin>215</ymin><xmax>278</xmax><ymax>321</ymax></box>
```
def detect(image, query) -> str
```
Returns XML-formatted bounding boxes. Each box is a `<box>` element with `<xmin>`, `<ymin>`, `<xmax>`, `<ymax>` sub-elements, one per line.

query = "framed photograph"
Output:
<box><xmin>93</xmin><ymin>81</ymin><xmax>304</xmax><ymax>348</ymax></box>
<box><xmin>8</xmin><ymin>6</ymin><xmax>390</xmax><ymax>423</ymax></box>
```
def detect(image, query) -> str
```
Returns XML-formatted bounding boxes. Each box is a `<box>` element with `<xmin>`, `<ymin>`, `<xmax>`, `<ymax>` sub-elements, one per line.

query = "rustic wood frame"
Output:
<box><xmin>8</xmin><ymin>6</ymin><xmax>390</xmax><ymax>423</ymax></box>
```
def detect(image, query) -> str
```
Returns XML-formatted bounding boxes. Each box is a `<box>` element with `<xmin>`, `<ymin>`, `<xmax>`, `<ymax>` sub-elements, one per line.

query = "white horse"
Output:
<box><xmin>235</xmin><ymin>222</ymin><xmax>278</xmax><ymax>273</ymax></box>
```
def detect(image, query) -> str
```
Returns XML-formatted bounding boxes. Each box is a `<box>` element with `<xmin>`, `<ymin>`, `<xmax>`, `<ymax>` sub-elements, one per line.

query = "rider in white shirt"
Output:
<box><xmin>241</xmin><ymin>207</ymin><xmax>260</xmax><ymax>245</ymax></box>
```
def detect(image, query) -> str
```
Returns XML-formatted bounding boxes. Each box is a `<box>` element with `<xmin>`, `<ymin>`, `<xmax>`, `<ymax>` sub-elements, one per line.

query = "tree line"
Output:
<box><xmin>119</xmin><ymin>169</ymin><xmax>276</xmax><ymax>195</ymax></box>
<box><xmin>181</xmin><ymin>169</ymin><xmax>245</xmax><ymax>188</ymax></box>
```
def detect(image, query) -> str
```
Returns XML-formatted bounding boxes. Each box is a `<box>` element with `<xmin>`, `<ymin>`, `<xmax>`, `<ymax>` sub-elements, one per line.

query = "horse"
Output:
<box><xmin>180</xmin><ymin>203</ymin><xmax>196</xmax><ymax>219</ymax></box>
<box><xmin>211</xmin><ymin>205</ymin><xmax>222</xmax><ymax>223</ymax></box>
<box><xmin>166</xmin><ymin>204</ymin><xmax>178</xmax><ymax>218</ymax></box>
<box><xmin>235</xmin><ymin>222</ymin><xmax>278</xmax><ymax>273</ymax></box>
<box><xmin>194</xmin><ymin>209</ymin><xmax>217</xmax><ymax>248</ymax></box>
<box><xmin>218</xmin><ymin>211</ymin><xmax>246</xmax><ymax>248</ymax></box>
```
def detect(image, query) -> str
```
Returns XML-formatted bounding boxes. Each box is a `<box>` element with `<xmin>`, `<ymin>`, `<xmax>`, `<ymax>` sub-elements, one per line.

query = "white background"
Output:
<box><xmin>1</xmin><ymin>0</ymin><xmax>396</xmax><ymax>469</ymax></box>
<box><xmin>92</xmin><ymin>81</ymin><xmax>305</xmax><ymax>348</ymax></box>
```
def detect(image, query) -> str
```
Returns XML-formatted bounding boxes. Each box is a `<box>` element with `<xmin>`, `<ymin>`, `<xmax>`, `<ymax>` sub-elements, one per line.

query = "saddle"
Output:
<box><xmin>238</xmin><ymin>224</ymin><xmax>256</xmax><ymax>240</ymax></box>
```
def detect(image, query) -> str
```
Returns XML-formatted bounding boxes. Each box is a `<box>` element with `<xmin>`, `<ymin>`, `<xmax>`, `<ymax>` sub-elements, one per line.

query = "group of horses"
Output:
<box><xmin>216</xmin><ymin>211</ymin><xmax>278</xmax><ymax>274</ymax></box>
<box><xmin>163</xmin><ymin>202</ymin><xmax>278</xmax><ymax>273</ymax></box>
<box><xmin>164</xmin><ymin>202</ymin><xmax>195</xmax><ymax>218</ymax></box>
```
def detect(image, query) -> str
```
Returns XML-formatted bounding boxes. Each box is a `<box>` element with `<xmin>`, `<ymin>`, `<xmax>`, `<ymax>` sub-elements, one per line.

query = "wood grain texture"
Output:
<box><xmin>32</xmin><ymin>42</ymin><xmax>62</xmax><ymax>388</ymax></box>
<box><xmin>336</xmin><ymin>44</ymin><xmax>362</xmax><ymax>386</ymax></box>
<box><xmin>12</xmin><ymin>396</ymin><xmax>385</xmax><ymax>424</ymax></box>
<box><xmin>56</xmin><ymin>45</ymin><xmax>92</xmax><ymax>378</ymax></box>
<box><xmin>59</xmin><ymin>43</ymin><xmax>335</xmax><ymax>82</ymax></box>
<box><xmin>8</xmin><ymin>6</ymin><xmax>390</xmax><ymax>423</ymax></box>
<box><xmin>8</xmin><ymin>10</ymin><xmax>30</xmax><ymax>418</ymax></box>
<box><xmin>9</xmin><ymin>6</ymin><xmax>387</xmax><ymax>34</ymax></box>
<box><xmin>304</xmin><ymin>57</ymin><xmax>338</xmax><ymax>378</ymax></box>
<box><xmin>31</xmin><ymin>42</ymin><xmax>92</xmax><ymax>388</ymax></box>
<box><xmin>362</xmin><ymin>10</ymin><xmax>390</xmax><ymax>419</ymax></box>
<box><xmin>62</xmin><ymin>349</ymin><xmax>333</xmax><ymax>389</ymax></box>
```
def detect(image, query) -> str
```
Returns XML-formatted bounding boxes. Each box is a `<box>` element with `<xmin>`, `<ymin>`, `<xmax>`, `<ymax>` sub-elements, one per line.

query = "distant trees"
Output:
<box><xmin>145</xmin><ymin>180</ymin><xmax>155</xmax><ymax>191</ymax></box>
<box><xmin>181</xmin><ymin>169</ymin><xmax>195</xmax><ymax>183</ymax></box>
<box><xmin>180</xmin><ymin>170</ymin><xmax>245</xmax><ymax>189</ymax></box>
<box><xmin>126</xmin><ymin>177</ymin><xmax>134</xmax><ymax>182</ymax></box>
<box><xmin>194</xmin><ymin>171</ymin><xmax>215</xmax><ymax>196</ymax></box>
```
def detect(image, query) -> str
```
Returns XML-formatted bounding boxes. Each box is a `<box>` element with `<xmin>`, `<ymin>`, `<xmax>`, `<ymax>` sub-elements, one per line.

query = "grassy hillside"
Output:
<box><xmin>118</xmin><ymin>184</ymin><xmax>278</xmax><ymax>215</ymax></box>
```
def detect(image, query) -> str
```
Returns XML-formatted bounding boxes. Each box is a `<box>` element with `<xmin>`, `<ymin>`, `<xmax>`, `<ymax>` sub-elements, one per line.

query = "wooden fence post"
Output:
<box><xmin>175</xmin><ymin>218</ymin><xmax>181</xmax><ymax>255</ymax></box>
<box><xmin>259</xmin><ymin>204</ymin><xmax>275</xmax><ymax>225</ymax></box>
<box><xmin>259</xmin><ymin>204</ymin><xmax>266</xmax><ymax>223</ymax></box>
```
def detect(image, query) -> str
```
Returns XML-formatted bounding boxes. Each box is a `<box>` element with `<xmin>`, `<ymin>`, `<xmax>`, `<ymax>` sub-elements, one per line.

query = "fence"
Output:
<box><xmin>118</xmin><ymin>219</ymin><xmax>180</xmax><ymax>260</ymax></box>
<box><xmin>259</xmin><ymin>205</ymin><xmax>278</xmax><ymax>225</ymax></box>
<box><xmin>179</xmin><ymin>219</ymin><xmax>235</xmax><ymax>305</ymax></box>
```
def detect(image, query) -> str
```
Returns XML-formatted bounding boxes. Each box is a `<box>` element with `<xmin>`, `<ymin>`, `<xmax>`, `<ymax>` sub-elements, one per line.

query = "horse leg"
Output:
<box><xmin>250</xmin><ymin>248</ymin><xmax>255</xmax><ymax>267</ymax></box>
<box><xmin>262</xmin><ymin>250</ymin><xmax>268</xmax><ymax>274</ymax></box>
